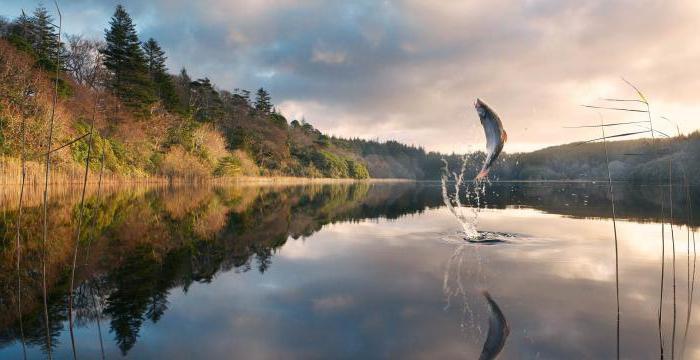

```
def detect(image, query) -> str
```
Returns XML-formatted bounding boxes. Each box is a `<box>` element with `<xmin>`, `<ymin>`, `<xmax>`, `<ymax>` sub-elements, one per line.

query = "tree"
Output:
<box><xmin>142</xmin><ymin>37</ymin><xmax>178</xmax><ymax>109</ymax></box>
<box><xmin>28</xmin><ymin>5</ymin><xmax>66</xmax><ymax>70</ymax></box>
<box><xmin>4</xmin><ymin>11</ymin><xmax>34</xmax><ymax>53</ymax></box>
<box><xmin>254</xmin><ymin>88</ymin><xmax>272</xmax><ymax>114</ymax></box>
<box><xmin>101</xmin><ymin>5</ymin><xmax>155</xmax><ymax>113</ymax></box>
<box><xmin>233</xmin><ymin>88</ymin><xmax>251</xmax><ymax>106</ymax></box>
<box><xmin>65</xmin><ymin>35</ymin><xmax>105</xmax><ymax>87</ymax></box>
<box><xmin>190</xmin><ymin>77</ymin><xmax>223</xmax><ymax>122</ymax></box>
<box><xmin>142</xmin><ymin>38</ymin><xmax>166</xmax><ymax>80</ymax></box>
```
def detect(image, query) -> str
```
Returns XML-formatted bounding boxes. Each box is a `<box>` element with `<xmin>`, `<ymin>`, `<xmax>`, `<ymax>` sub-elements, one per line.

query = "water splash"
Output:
<box><xmin>441</xmin><ymin>157</ymin><xmax>486</xmax><ymax>239</ymax></box>
<box><xmin>440</xmin><ymin>156</ymin><xmax>480</xmax><ymax>239</ymax></box>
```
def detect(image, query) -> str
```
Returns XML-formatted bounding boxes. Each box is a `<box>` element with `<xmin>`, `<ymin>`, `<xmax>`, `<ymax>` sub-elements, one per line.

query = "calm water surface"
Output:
<box><xmin>0</xmin><ymin>182</ymin><xmax>698</xmax><ymax>359</ymax></box>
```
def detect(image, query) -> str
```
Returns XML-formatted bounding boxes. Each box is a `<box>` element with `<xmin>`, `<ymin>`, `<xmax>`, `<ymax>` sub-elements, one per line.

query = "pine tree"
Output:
<box><xmin>6</xmin><ymin>11</ymin><xmax>35</xmax><ymax>53</ymax></box>
<box><xmin>173</xmin><ymin>67</ymin><xmax>193</xmax><ymax>111</ymax></box>
<box><xmin>15</xmin><ymin>11</ymin><xmax>33</xmax><ymax>37</ymax></box>
<box><xmin>190</xmin><ymin>78</ymin><xmax>223</xmax><ymax>122</ymax></box>
<box><xmin>255</xmin><ymin>88</ymin><xmax>272</xmax><ymax>114</ymax></box>
<box><xmin>142</xmin><ymin>38</ymin><xmax>166</xmax><ymax>80</ymax></box>
<box><xmin>142</xmin><ymin>38</ymin><xmax>178</xmax><ymax>109</ymax></box>
<box><xmin>101</xmin><ymin>5</ymin><xmax>155</xmax><ymax>113</ymax></box>
<box><xmin>29</xmin><ymin>5</ymin><xmax>65</xmax><ymax>70</ymax></box>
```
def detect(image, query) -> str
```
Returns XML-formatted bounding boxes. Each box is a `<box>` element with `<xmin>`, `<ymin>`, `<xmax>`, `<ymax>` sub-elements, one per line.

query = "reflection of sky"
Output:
<box><xmin>3</xmin><ymin>203</ymin><xmax>697</xmax><ymax>359</ymax></box>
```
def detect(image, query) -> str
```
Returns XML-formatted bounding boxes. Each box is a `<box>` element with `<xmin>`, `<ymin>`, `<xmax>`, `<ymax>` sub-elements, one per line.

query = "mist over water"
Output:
<box><xmin>0</xmin><ymin>182</ymin><xmax>698</xmax><ymax>359</ymax></box>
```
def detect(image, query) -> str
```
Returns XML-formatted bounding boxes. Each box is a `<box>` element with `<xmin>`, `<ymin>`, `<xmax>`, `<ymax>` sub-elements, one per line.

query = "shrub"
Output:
<box><xmin>160</xmin><ymin>145</ymin><xmax>209</xmax><ymax>179</ymax></box>
<box><xmin>269</xmin><ymin>113</ymin><xmax>287</xmax><ymax>128</ymax></box>
<box><xmin>347</xmin><ymin>159</ymin><xmax>370</xmax><ymax>179</ymax></box>
<box><xmin>193</xmin><ymin>123</ymin><xmax>228</xmax><ymax>165</ymax></box>
<box><xmin>314</xmin><ymin>150</ymin><xmax>349</xmax><ymax>178</ymax></box>
<box><xmin>213</xmin><ymin>150</ymin><xmax>259</xmax><ymax>177</ymax></box>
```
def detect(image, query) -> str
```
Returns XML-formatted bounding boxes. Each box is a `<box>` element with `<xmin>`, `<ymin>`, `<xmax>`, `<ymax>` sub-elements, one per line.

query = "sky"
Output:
<box><xmin>2</xmin><ymin>0</ymin><xmax>700</xmax><ymax>152</ymax></box>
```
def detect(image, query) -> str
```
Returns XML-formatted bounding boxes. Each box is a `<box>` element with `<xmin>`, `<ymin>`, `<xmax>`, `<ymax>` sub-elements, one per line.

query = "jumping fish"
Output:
<box><xmin>479</xmin><ymin>291</ymin><xmax>510</xmax><ymax>360</ymax></box>
<box><xmin>474</xmin><ymin>99</ymin><xmax>507</xmax><ymax>180</ymax></box>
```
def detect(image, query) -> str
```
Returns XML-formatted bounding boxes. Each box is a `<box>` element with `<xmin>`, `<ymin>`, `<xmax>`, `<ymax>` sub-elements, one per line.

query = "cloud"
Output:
<box><xmin>3</xmin><ymin>0</ymin><xmax>700</xmax><ymax>152</ymax></box>
<box><xmin>311</xmin><ymin>47</ymin><xmax>347</xmax><ymax>65</ymax></box>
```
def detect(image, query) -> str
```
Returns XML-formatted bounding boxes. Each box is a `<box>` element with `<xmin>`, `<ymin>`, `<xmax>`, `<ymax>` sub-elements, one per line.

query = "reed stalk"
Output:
<box><xmin>40</xmin><ymin>2</ymin><xmax>62</xmax><ymax>357</ymax></box>
<box><xmin>681</xmin><ymin>165</ymin><xmax>695</xmax><ymax>358</ymax></box>
<box><xmin>14</xmin><ymin>16</ymin><xmax>29</xmax><ymax>354</ymax></box>
<box><xmin>599</xmin><ymin>114</ymin><xmax>620</xmax><ymax>359</ymax></box>
<box><xmin>669</xmin><ymin>159</ymin><xmax>677</xmax><ymax>359</ymax></box>
<box><xmin>67</xmin><ymin>92</ymin><xmax>95</xmax><ymax>360</ymax></box>
<box><xmin>581</xmin><ymin>79</ymin><xmax>665</xmax><ymax>357</ymax></box>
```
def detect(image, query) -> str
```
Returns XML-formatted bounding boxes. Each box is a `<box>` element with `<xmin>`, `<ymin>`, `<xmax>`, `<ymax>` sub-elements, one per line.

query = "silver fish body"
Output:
<box><xmin>479</xmin><ymin>291</ymin><xmax>510</xmax><ymax>360</ymax></box>
<box><xmin>474</xmin><ymin>99</ymin><xmax>507</xmax><ymax>180</ymax></box>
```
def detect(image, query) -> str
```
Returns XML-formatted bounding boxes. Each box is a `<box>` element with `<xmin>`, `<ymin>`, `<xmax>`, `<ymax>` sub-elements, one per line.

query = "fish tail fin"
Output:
<box><xmin>475</xmin><ymin>169</ymin><xmax>489</xmax><ymax>181</ymax></box>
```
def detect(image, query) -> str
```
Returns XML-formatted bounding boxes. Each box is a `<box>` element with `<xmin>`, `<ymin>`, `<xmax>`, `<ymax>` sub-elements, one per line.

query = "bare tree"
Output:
<box><xmin>65</xmin><ymin>34</ymin><xmax>105</xmax><ymax>88</ymax></box>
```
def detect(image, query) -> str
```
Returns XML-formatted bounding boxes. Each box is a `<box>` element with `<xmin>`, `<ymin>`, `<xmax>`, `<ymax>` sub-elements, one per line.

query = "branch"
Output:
<box><xmin>30</xmin><ymin>133</ymin><xmax>90</xmax><ymax>160</ymax></box>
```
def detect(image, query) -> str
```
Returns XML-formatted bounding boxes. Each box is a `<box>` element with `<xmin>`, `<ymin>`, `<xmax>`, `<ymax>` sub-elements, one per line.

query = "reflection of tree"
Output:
<box><xmin>103</xmin><ymin>246</ymin><xmax>161</xmax><ymax>355</ymax></box>
<box><xmin>21</xmin><ymin>283</ymin><xmax>66</xmax><ymax>354</ymax></box>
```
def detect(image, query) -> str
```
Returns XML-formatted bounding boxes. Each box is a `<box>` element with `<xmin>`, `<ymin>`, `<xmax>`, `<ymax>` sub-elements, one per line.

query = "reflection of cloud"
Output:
<box><xmin>312</xmin><ymin>295</ymin><xmax>355</xmax><ymax>313</ymax></box>
<box><xmin>278</xmin><ymin>238</ymin><xmax>322</xmax><ymax>260</ymax></box>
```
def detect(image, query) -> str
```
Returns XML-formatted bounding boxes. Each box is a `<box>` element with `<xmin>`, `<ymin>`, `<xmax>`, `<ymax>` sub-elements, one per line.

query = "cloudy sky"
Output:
<box><xmin>3</xmin><ymin>0</ymin><xmax>700</xmax><ymax>152</ymax></box>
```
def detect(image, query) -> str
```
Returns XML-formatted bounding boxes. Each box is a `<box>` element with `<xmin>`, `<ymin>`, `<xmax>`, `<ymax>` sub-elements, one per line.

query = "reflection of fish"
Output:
<box><xmin>474</xmin><ymin>99</ymin><xmax>507</xmax><ymax>180</ymax></box>
<box><xmin>479</xmin><ymin>291</ymin><xmax>510</xmax><ymax>360</ymax></box>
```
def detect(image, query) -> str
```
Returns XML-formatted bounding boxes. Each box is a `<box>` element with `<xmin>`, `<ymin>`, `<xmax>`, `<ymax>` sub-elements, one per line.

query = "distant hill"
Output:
<box><xmin>483</xmin><ymin>133</ymin><xmax>700</xmax><ymax>184</ymax></box>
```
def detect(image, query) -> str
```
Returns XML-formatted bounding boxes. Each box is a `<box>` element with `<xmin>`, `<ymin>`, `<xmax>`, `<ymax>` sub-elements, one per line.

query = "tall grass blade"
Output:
<box><xmin>563</xmin><ymin>120</ymin><xmax>648</xmax><ymax>128</ymax></box>
<box><xmin>40</xmin><ymin>2</ymin><xmax>62</xmax><ymax>357</ymax></box>
<box><xmin>669</xmin><ymin>160</ymin><xmax>677</xmax><ymax>359</ymax></box>
<box><xmin>14</xmin><ymin>38</ymin><xmax>29</xmax><ymax>357</ymax></box>
<box><xmin>600</xmin><ymin>114</ymin><xmax>621</xmax><ymax>359</ymax></box>
<box><xmin>581</xmin><ymin>105</ymin><xmax>648</xmax><ymax>113</ymax></box>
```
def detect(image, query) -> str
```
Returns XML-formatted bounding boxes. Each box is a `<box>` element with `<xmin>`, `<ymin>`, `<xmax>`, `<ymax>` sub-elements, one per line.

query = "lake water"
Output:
<box><xmin>0</xmin><ymin>182</ymin><xmax>698</xmax><ymax>359</ymax></box>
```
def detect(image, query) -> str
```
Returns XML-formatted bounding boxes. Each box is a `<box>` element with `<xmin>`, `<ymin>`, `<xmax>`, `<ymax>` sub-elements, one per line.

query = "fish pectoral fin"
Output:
<box><xmin>501</xmin><ymin>130</ymin><xmax>508</xmax><ymax>143</ymax></box>
<box><xmin>475</xmin><ymin>169</ymin><xmax>489</xmax><ymax>180</ymax></box>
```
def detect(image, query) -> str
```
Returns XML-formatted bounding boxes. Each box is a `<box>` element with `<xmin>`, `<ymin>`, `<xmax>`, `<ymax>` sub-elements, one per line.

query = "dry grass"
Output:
<box><xmin>0</xmin><ymin>157</ymin><xmax>167</xmax><ymax>186</ymax></box>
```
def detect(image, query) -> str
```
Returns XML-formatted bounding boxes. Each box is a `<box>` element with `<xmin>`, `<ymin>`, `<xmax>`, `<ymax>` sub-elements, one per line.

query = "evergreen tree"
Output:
<box><xmin>254</xmin><ymin>88</ymin><xmax>272</xmax><ymax>114</ymax></box>
<box><xmin>233</xmin><ymin>88</ymin><xmax>251</xmax><ymax>106</ymax></box>
<box><xmin>15</xmin><ymin>11</ymin><xmax>33</xmax><ymax>37</ymax></box>
<box><xmin>101</xmin><ymin>5</ymin><xmax>155</xmax><ymax>113</ymax></box>
<box><xmin>173</xmin><ymin>67</ymin><xmax>193</xmax><ymax>112</ymax></box>
<box><xmin>142</xmin><ymin>38</ymin><xmax>166</xmax><ymax>80</ymax></box>
<box><xmin>29</xmin><ymin>5</ymin><xmax>65</xmax><ymax>70</ymax></box>
<box><xmin>5</xmin><ymin>11</ymin><xmax>35</xmax><ymax>53</ymax></box>
<box><xmin>190</xmin><ymin>77</ymin><xmax>223</xmax><ymax>122</ymax></box>
<box><xmin>142</xmin><ymin>37</ymin><xmax>178</xmax><ymax>110</ymax></box>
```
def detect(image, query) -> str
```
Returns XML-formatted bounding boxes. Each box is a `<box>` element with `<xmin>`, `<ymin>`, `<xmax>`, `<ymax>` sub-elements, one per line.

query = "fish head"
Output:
<box><xmin>474</xmin><ymin>98</ymin><xmax>488</xmax><ymax>117</ymax></box>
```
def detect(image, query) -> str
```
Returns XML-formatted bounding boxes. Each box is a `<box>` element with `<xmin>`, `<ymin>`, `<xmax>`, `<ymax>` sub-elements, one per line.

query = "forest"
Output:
<box><xmin>1</xmin><ymin>4</ymin><xmax>698</xmax><ymax>182</ymax></box>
